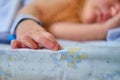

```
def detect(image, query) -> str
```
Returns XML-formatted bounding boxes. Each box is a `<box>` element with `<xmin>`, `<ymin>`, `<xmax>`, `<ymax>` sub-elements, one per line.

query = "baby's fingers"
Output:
<box><xmin>36</xmin><ymin>35</ymin><xmax>60</xmax><ymax>50</ymax></box>
<box><xmin>43</xmin><ymin>32</ymin><xmax>61</xmax><ymax>49</ymax></box>
<box><xmin>19</xmin><ymin>35</ymin><xmax>39</xmax><ymax>49</ymax></box>
<box><xmin>30</xmin><ymin>31</ymin><xmax>61</xmax><ymax>50</ymax></box>
<box><xmin>11</xmin><ymin>40</ymin><xmax>27</xmax><ymax>48</ymax></box>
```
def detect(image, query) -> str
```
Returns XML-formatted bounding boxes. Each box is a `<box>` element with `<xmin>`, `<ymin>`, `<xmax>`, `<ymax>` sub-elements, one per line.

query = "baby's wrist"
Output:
<box><xmin>8</xmin><ymin>14</ymin><xmax>41</xmax><ymax>42</ymax></box>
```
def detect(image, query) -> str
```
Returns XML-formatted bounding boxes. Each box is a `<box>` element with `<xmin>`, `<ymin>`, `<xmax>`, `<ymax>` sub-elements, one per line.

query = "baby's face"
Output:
<box><xmin>81</xmin><ymin>0</ymin><xmax>120</xmax><ymax>23</ymax></box>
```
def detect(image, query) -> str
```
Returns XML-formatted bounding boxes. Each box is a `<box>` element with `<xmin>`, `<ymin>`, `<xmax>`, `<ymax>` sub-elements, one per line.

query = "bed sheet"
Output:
<box><xmin>0</xmin><ymin>40</ymin><xmax>120</xmax><ymax>80</ymax></box>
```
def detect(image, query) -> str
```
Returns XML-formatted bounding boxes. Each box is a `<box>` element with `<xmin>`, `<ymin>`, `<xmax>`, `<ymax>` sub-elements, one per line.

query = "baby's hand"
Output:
<box><xmin>11</xmin><ymin>21</ymin><xmax>61</xmax><ymax>51</ymax></box>
<box><xmin>104</xmin><ymin>12</ymin><xmax>120</xmax><ymax>29</ymax></box>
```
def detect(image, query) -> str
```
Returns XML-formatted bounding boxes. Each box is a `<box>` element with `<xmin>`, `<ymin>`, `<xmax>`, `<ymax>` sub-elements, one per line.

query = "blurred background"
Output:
<box><xmin>0</xmin><ymin>0</ymin><xmax>31</xmax><ymax>43</ymax></box>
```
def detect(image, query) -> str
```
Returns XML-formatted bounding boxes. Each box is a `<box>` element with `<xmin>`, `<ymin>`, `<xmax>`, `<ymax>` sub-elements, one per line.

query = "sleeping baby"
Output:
<box><xmin>10</xmin><ymin>0</ymin><xmax>120</xmax><ymax>50</ymax></box>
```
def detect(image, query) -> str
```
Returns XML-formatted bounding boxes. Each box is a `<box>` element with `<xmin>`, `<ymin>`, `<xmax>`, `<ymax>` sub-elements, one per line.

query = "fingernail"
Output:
<box><xmin>58</xmin><ymin>45</ymin><xmax>62</xmax><ymax>50</ymax></box>
<box><xmin>52</xmin><ymin>44</ymin><xmax>60</xmax><ymax>51</ymax></box>
<box><xmin>53</xmin><ymin>46</ymin><xmax>59</xmax><ymax>51</ymax></box>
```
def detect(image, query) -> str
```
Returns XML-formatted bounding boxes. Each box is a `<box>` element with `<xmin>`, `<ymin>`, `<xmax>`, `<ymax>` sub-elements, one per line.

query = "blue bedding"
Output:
<box><xmin>0</xmin><ymin>40</ymin><xmax>120</xmax><ymax>80</ymax></box>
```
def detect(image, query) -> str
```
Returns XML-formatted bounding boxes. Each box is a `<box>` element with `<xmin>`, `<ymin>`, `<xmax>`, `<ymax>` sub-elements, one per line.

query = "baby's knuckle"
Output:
<box><xmin>20</xmin><ymin>35</ymin><xmax>28</xmax><ymax>40</ymax></box>
<box><xmin>46</xmin><ymin>34</ymin><xmax>52</xmax><ymax>39</ymax></box>
<box><xmin>35</xmin><ymin>35</ymin><xmax>43</xmax><ymax>41</ymax></box>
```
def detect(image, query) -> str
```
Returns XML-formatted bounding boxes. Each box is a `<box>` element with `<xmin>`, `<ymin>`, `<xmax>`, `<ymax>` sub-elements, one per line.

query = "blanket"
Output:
<box><xmin>107</xmin><ymin>27</ymin><xmax>120</xmax><ymax>41</ymax></box>
<box><xmin>0</xmin><ymin>40</ymin><xmax>120</xmax><ymax>80</ymax></box>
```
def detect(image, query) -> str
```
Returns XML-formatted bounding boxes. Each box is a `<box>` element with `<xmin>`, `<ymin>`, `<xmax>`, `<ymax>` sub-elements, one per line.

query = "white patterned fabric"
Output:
<box><xmin>0</xmin><ymin>40</ymin><xmax>120</xmax><ymax>80</ymax></box>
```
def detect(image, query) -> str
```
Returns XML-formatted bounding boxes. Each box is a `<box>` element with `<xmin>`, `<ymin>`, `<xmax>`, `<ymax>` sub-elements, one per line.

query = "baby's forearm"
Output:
<box><xmin>17</xmin><ymin>1</ymin><xmax>41</xmax><ymax>20</ymax></box>
<box><xmin>47</xmin><ymin>22</ymin><xmax>120</xmax><ymax>41</ymax></box>
<box><xmin>47</xmin><ymin>23</ymin><xmax>109</xmax><ymax>41</ymax></box>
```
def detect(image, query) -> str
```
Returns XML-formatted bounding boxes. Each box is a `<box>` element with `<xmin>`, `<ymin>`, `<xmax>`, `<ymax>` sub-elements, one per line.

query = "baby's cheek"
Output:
<box><xmin>81</xmin><ymin>12</ymin><xmax>97</xmax><ymax>23</ymax></box>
